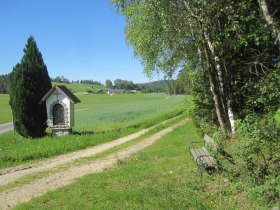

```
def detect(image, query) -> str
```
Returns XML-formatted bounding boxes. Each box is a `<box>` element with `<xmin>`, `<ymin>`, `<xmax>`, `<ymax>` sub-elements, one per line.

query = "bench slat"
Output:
<box><xmin>201</xmin><ymin>147</ymin><xmax>217</xmax><ymax>167</ymax></box>
<box><xmin>190</xmin><ymin>147</ymin><xmax>217</xmax><ymax>168</ymax></box>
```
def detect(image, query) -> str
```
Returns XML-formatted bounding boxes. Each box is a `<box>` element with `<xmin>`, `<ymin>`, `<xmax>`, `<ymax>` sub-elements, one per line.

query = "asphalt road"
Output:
<box><xmin>0</xmin><ymin>122</ymin><xmax>13</xmax><ymax>134</ymax></box>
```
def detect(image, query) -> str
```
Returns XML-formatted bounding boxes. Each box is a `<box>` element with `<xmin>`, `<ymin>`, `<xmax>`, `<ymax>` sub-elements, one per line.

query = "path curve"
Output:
<box><xmin>0</xmin><ymin>119</ymin><xmax>189</xmax><ymax>210</ymax></box>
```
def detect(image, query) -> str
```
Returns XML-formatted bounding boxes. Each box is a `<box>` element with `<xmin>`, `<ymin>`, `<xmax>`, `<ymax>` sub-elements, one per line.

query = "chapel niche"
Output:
<box><xmin>52</xmin><ymin>103</ymin><xmax>65</xmax><ymax>126</ymax></box>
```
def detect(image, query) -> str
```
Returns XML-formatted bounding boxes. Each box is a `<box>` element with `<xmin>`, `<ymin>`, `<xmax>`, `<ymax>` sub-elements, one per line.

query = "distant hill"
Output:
<box><xmin>136</xmin><ymin>80</ymin><xmax>168</xmax><ymax>93</ymax></box>
<box><xmin>52</xmin><ymin>82</ymin><xmax>107</xmax><ymax>93</ymax></box>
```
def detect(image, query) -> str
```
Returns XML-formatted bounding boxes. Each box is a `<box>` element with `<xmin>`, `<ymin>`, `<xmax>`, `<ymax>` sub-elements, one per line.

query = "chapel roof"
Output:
<box><xmin>39</xmin><ymin>85</ymin><xmax>81</xmax><ymax>104</ymax></box>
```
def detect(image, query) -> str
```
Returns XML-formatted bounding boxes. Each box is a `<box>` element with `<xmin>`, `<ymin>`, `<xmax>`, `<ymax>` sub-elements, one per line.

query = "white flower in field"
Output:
<box><xmin>169</xmin><ymin>170</ymin><xmax>173</xmax><ymax>174</ymax></box>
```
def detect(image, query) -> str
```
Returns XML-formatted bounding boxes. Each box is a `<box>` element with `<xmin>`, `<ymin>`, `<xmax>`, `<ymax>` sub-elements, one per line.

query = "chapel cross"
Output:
<box><xmin>55</xmin><ymin>91</ymin><xmax>61</xmax><ymax>98</ymax></box>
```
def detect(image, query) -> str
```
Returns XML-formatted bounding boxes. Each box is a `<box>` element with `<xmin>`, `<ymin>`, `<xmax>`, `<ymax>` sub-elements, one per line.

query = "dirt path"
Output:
<box><xmin>0</xmin><ymin>127</ymin><xmax>151</xmax><ymax>186</ymax></box>
<box><xmin>0</xmin><ymin>116</ymin><xmax>179</xmax><ymax>186</ymax></box>
<box><xmin>0</xmin><ymin>119</ymin><xmax>189</xmax><ymax>210</ymax></box>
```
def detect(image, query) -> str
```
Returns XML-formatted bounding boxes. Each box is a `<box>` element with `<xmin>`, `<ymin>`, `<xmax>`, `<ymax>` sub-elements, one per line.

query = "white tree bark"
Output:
<box><xmin>227</xmin><ymin>100</ymin><xmax>235</xmax><ymax>133</ymax></box>
<box><xmin>204</xmin><ymin>31</ymin><xmax>236</xmax><ymax>133</ymax></box>
<box><xmin>258</xmin><ymin>0</ymin><xmax>280</xmax><ymax>44</ymax></box>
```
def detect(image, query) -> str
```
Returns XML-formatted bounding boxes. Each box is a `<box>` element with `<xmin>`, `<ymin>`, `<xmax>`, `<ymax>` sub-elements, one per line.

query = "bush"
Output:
<box><xmin>234</xmin><ymin>114</ymin><xmax>280</xmax><ymax>204</ymax></box>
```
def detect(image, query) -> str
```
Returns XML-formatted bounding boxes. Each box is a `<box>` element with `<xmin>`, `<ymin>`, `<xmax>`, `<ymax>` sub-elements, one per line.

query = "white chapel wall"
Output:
<box><xmin>46</xmin><ymin>88</ymin><xmax>71</xmax><ymax>127</ymax></box>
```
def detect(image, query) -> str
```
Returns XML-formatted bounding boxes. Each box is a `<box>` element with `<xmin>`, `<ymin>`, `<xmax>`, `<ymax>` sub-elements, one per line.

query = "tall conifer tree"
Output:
<box><xmin>10</xmin><ymin>36</ymin><xmax>52</xmax><ymax>138</ymax></box>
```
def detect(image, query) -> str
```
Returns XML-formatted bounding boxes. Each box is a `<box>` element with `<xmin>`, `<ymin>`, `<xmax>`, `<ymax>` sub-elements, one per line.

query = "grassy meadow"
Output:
<box><xmin>0</xmin><ymin>93</ymin><xmax>185</xmax><ymax>169</ymax></box>
<box><xmin>15</xmin><ymin>121</ymin><xmax>264</xmax><ymax>210</ymax></box>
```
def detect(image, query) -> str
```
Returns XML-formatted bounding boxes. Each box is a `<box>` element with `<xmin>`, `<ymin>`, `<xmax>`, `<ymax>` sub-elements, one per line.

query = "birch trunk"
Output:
<box><xmin>258</xmin><ymin>0</ymin><xmax>280</xmax><ymax>45</ymax></box>
<box><xmin>204</xmin><ymin>48</ymin><xmax>227</xmax><ymax>131</ymax></box>
<box><xmin>184</xmin><ymin>0</ymin><xmax>235</xmax><ymax>132</ymax></box>
<box><xmin>204</xmin><ymin>32</ymin><xmax>235</xmax><ymax>132</ymax></box>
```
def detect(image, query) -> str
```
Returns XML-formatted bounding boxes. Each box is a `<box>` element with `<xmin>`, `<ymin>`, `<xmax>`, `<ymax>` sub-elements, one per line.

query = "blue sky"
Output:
<box><xmin>0</xmin><ymin>0</ymin><xmax>158</xmax><ymax>84</ymax></box>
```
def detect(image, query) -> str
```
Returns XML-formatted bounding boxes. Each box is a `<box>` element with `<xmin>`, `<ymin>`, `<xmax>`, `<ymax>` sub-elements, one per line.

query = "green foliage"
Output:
<box><xmin>275</xmin><ymin>109</ymin><xmax>280</xmax><ymax>125</ymax></box>
<box><xmin>9</xmin><ymin>36</ymin><xmax>52</xmax><ymax>138</ymax></box>
<box><xmin>105</xmin><ymin>79</ymin><xmax>113</xmax><ymax>88</ymax></box>
<box><xmin>0</xmin><ymin>74</ymin><xmax>10</xmax><ymax>94</ymax></box>
<box><xmin>113</xmin><ymin>0</ymin><xmax>280</xmax><ymax>132</ymax></box>
<box><xmin>234</xmin><ymin>114</ymin><xmax>280</xmax><ymax>203</ymax></box>
<box><xmin>52</xmin><ymin>75</ymin><xmax>70</xmax><ymax>83</ymax></box>
<box><xmin>114</xmin><ymin>79</ymin><xmax>135</xmax><ymax>90</ymax></box>
<box><xmin>138</xmin><ymin>80</ymin><xmax>167</xmax><ymax>93</ymax></box>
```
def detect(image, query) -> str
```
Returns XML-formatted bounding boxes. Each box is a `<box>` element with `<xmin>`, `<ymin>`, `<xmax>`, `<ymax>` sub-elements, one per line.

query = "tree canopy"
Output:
<box><xmin>113</xmin><ymin>0</ymin><xmax>280</xmax><ymax>132</ymax></box>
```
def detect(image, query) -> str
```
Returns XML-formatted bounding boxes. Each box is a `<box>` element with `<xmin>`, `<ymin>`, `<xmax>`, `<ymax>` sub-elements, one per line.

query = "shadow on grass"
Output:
<box><xmin>219</xmin><ymin>149</ymin><xmax>236</xmax><ymax>165</ymax></box>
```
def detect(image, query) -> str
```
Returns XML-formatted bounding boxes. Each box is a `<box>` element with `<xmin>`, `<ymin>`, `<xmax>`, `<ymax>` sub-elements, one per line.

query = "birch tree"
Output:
<box><xmin>113</xmin><ymin>0</ymin><xmax>280</xmax><ymax>132</ymax></box>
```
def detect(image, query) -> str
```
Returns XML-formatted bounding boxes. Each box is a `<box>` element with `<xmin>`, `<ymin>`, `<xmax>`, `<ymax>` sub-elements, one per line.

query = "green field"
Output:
<box><xmin>0</xmin><ymin>93</ymin><xmax>185</xmax><ymax>169</ymax></box>
<box><xmin>75</xmin><ymin>94</ymin><xmax>184</xmax><ymax>131</ymax></box>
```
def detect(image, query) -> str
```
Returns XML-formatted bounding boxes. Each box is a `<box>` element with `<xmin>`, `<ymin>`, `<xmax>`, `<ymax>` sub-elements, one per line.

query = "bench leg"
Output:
<box><xmin>198</xmin><ymin>164</ymin><xmax>203</xmax><ymax>179</ymax></box>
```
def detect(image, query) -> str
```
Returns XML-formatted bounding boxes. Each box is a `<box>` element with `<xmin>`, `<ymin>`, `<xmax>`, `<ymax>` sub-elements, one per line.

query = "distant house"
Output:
<box><xmin>107</xmin><ymin>89</ymin><xmax>137</xmax><ymax>95</ymax></box>
<box><xmin>40</xmin><ymin>85</ymin><xmax>81</xmax><ymax>136</ymax></box>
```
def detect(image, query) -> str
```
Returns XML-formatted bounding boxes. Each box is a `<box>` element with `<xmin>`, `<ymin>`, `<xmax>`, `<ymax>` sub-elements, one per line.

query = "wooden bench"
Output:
<box><xmin>189</xmin><ymin>134</ymin><xmax>219</xmax><ymax>177</ymax></box>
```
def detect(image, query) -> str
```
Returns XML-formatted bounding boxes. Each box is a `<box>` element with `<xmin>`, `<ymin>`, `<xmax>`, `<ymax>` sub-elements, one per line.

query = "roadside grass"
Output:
<box><xmin>0</xmin><ymin>94</ymin><xmax>185</xmax><ymax>169</ymax></box>
<box><xmin>16</xmin><ymin>121</ymin><xmax>265</xmax><ymax>210</ymax></box>
<box><xmin>0</xmin><ymin>94</ymin><xmax>11</xmax><ymax>124</ymax></box>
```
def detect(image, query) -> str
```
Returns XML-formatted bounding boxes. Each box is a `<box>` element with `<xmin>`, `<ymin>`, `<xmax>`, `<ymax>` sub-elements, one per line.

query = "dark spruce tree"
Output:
<box><xmin>9</xmin><ymin>36</ymin><xmax>52</xmax><ymax>138</ymax></box>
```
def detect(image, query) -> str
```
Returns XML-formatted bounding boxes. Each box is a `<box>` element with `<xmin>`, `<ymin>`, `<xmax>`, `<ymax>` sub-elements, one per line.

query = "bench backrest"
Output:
<box><xmin>204</xmin><ymin>134</ymin><xmax>214</xmax><ymax>144</ymax></box>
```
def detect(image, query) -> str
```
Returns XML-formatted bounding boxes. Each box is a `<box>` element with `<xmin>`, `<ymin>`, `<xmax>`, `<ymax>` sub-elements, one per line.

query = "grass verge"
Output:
<box><xmin>12</xmin><ymin>121</ymin><xmax>266</xmax><ymax>209</ymax></box>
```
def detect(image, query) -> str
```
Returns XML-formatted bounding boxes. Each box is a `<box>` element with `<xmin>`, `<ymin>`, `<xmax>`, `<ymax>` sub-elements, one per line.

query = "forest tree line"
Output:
<box><xmin>0</xmin><ymin>73</ymin><xmax>187</xmax><ymax>94</ymax></box>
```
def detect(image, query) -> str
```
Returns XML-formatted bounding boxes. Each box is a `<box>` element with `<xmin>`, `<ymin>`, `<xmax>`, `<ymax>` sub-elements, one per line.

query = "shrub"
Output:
<box><xmin>234</xmin><ymin>114</ymin><xmax>280</xmax><ymax>203</ymax></box>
